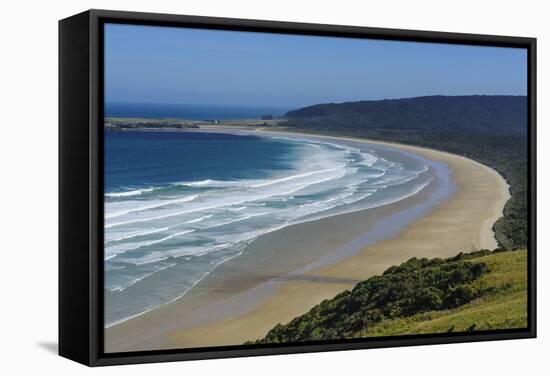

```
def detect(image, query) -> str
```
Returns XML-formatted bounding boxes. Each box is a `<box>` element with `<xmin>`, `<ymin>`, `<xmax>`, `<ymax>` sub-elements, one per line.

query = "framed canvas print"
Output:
<box><xmin>59</xmin><ymin>9</ymin><xmax>536</xmax><ymax>366</ymax></box>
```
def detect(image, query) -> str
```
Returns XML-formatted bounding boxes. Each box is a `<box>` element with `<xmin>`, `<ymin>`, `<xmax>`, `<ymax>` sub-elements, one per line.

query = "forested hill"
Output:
<box><xmin>282</xmin><ymin>95</ymin><xmax>528</xmax><ymax>250</ymax></box>
<box><xmin>285</xmin><ymin>95</ymin><xmax>527</xmax><ymax>135</ymax></box>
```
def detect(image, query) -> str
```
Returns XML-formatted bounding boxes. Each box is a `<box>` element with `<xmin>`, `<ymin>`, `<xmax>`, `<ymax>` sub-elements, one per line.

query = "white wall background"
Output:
<box><xmin>0</xmin><ymin>0</ymin><xmax>546</xmax><ymax>373</ymax></box>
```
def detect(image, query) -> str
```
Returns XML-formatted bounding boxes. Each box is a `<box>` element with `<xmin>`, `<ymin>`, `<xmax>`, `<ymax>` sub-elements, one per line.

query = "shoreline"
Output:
<box><xmin>104</xmin><ymin>126</ymin><xmax>510</xmax><ymax>352</ymax></box>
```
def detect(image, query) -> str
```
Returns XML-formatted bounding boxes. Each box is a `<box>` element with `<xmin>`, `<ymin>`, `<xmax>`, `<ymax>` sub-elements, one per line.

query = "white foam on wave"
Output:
<box><xmin>249</xmin><ymin>167</ymin><xmax>342</xmax><ymax>188</ymax></box>
<box><xmin>106</xmin><ymin>187</ymin><xmax>156</xmax><ymax>198</ymax></box>
<box><xmin>417</xmin><ymin>165</ymin><xmax>429</xmax><ymax>174</ymax></box>
<box><xmin>105</xmin><ymin>194</ymin><xmax>199</xmax><ymax>219</ymax></box>
<box><xmin>105</xmin><ymin>264</ymin><xmax>126</xmax><ymax>271</ymax></box>
<box><xmin>362</xmin><ymin>178</ymin><xmax>433</xmax><ymax>210</ymax></box>
<box><xmin>104</xmin><ymin>135</ymin><xmax>353</xmax><ymax>227</ymax></box>
<box><xmin>375</xmin><ymin>157</ymin><xmax>399</xmax><ymax>169</ymax></box>
<box><xmin>106</xmin><ymin>227</ymin><xmax>170</xmax><ymax>243</ymax></box>
<box><xmin>369</xmin><ymin>170</ymin><xmax>421</xmax><ymax>188</ymax></box>
<box><xmin>178</xmin><ymin>179</ymin><xmax>242</xmax><ymax>188</ymax></box>
<box><xmin>229</xmin><ymin>206</ymin><xmax>247</xmax><ymax>211</ymax></box>
<box><xmin>202</xmin><ymin>212</ymin><xmax>270</xmax><ymax>230</ymax></box>
<box><xmin>183</xmin><ymin>215</ymin><xmax>212</xmax><ymax>224</ymax></box>
<box><xmin>359</xmin><ymin>152</ymin><xmax>378</xmax><ymax>167</ymax></box>
<box><xmin>178</xmin><ymin>166</ymin><xmax>346</xmax><ymax>191</ymax></box>
<box><xmin>105</xmin><ymin>168</ymin><xmax>349</xmax><ymax>229</ymax></box>
<box><xmin>106</xmin><ymin>215</ymin><xmax>213</xmax><ymax>244</ymax></box>
<box><xmin>105</xmin><ymin>229</ymin><xmax>195</xmax><ymax>260</ymax></box>
<box><xmin>292</xmin><ymin>188</ymin><xmax>370</xmax><ymax>222</ymax></box>
<box><xmin>364</xmin><ymin>169</ymin><xmax>386</xmax><ymax>178</ymax></box>
<box><xmin>109</xmin><ymin>263</ymin><xmax>177</xmax><ymax>292</ymax></box>
<box><xmin>124</xmin><ymin>242</ymin><xmax>235</xmax><ymax>266</ymax></box>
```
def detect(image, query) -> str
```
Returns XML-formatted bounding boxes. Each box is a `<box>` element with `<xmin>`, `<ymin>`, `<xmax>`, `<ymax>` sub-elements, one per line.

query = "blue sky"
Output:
<box><xmin>104</xmin><ymin>23</ymin><xmax>527</xmax><ymax>108</ymax></box>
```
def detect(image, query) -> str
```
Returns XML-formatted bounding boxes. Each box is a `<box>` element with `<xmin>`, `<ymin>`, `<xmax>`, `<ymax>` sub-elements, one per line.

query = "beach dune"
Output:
<box><xmin>104</xmin><ymin>131</ymin><xmax>510</xmax><ymax>352</ymax></box>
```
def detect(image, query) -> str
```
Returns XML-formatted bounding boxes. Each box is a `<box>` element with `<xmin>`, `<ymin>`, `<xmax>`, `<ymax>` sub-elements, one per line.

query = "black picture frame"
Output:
<box><xmin>59</xmin><ymin>9</ymin><xmax>537</xmax><ymax>367</ymax></box>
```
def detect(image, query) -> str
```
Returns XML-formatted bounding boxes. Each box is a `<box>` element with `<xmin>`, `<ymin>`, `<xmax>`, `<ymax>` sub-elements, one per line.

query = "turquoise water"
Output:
<box><xmin>104</xmin><ymin>130</ymin><xmax>439</xmax><ymax>327</ymax></box>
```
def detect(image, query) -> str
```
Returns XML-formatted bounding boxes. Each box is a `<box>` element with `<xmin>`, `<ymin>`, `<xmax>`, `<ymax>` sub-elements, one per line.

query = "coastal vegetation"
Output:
<box><xmin>282</xmin><ymin>95</ymin><xmax>528</xmax><ymax>250</ymax></box>
<box><xmin>105</xmin><ymin>118</ymin><xmax>200</xmax><ymax>129</ymax></box>
<box><xmin>105</xmin><ymin>116</ymin><xmax>284</xmax><ymax>130</ymax></box>
<box><xmin>251</xmin><ymin>249</ymin><xmax>527</xmax><ymax>343</ymax></box>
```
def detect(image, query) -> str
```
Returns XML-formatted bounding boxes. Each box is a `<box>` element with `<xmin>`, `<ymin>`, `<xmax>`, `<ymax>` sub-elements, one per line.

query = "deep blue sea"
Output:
<box><xmin>105</xmin><ymin>102</ymin><xmax>292</xmax><ymax>120</ymax></box>
<box><xmin>105</xmin><ymin>131</ymin><xmax>298</xmax><ymax>191</ymax></box>
<box><xmin>104</xmin><ymin>129</ymin><xmax>442</xmax><ymax>327</ymax></box>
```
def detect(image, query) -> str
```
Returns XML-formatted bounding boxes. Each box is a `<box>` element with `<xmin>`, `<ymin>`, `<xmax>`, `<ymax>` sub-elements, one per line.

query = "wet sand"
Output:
<box><xmin>105</xmin><ymin>129</ymin><xmax>510</xmax><ymax>352</ymax></box>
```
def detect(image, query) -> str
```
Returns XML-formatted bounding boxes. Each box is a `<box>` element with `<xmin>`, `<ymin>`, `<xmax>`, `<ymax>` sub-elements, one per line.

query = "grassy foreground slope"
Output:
<box><xmin>251</xmin><ymin>249</ymin><xmax>527</xmax><ymax>344</ymax></box>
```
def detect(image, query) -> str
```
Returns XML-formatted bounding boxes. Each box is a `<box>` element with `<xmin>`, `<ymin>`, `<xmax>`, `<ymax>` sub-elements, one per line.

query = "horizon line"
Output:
<box><xmin>106</xmin><ymin>93</ymin><xmax>527</xmax><ymax>109</ymax></box>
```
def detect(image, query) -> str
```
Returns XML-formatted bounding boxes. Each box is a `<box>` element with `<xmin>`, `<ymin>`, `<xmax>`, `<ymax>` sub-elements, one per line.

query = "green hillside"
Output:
<box><xmin>286</xmin><ymin>95</ymin><xmax>527</xmax><ymax>135</ymax></box>
<box><xmin>251</xmin><ymin>249</ymin><xmax>527</xmax><ymax>344</ymax></box>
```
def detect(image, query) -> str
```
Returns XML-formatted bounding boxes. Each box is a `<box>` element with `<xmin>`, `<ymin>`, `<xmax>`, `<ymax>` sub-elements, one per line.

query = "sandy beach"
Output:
<box><xmin>104</xmin><ymin>128</ymin><xmax>510</xmax><ymax>352</ymax></box>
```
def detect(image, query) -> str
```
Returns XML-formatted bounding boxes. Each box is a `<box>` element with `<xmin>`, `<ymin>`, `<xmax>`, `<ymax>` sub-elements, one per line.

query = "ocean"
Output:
<box><xmin>104</xmin><ymin>129</ymin><xmax>445</xmax><ymax>327</ymax></box>
<box><xmin>105</xmin><ymin>102</ymin><xmax>292</xmax><ymax>120</ymax></box>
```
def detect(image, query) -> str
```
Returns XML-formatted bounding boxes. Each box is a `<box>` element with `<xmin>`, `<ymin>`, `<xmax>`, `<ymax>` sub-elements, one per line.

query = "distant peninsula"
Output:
<box><xmin>105</xmin><ymin>117</ymin><xmax>284</xmax><ymax>130</ymax></box>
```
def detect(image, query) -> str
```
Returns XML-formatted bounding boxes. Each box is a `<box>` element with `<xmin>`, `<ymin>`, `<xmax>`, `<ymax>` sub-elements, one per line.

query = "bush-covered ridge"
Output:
<box><xmin>250</xmin><ymin>249</ymin><xmax>527</xmax><ymax>344</ymax></box>
<box><xmin>285</xmin><ymin>95</ymin><xmax>527</xmax><ymax>135</ymax></box>
<box><xmin>282</xmin><ymin>96</ymin><xmax>528</xmax><ymax>249</ymax></box>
